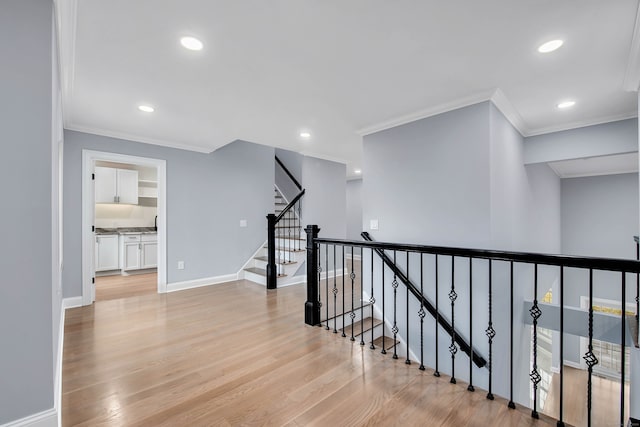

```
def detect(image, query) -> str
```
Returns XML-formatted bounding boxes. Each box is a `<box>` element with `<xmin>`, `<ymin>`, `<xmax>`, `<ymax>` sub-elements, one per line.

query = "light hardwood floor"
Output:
<box><xmin>63</xmin><ymin>280</ymin><xmax>556</xmax><ymax>426</ymax></box>
<box><xmin>95</xmin><ymin>272</ymin><xmax>157</xmax><ymax>301</ymax></box>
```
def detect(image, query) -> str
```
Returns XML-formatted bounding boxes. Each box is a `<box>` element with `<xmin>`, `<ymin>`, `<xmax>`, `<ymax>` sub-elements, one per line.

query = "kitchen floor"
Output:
<box><xmin>95</xmin><ymin>272</ymin><xmax>157</xmax><ymax>301</ymax></box>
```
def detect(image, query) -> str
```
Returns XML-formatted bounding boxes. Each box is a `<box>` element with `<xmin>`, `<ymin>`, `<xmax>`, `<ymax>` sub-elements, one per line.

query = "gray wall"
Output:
<box><xmin>63</xmin><ymin>131</ymin><xmax>274</xmax><ymax>296</ymax></box>
<box><xmin>524</xmin><ymin>118</ymin><xmax>638</xmax><ymax>164</ymax></box>
<box><xmin>346</xmin><ymin>179</ymin><xmax>363</xmax><ymax>241</ymax></box>
<box><xmin>561</xmin><ymin>173</ymin><xmax>638</xmax><ymax>364</ymax></box>
<box><xmin>361</xmin><ymin>101</ymin><xmax>562</xmax><ymax>407</ymax></box>
<box><xmin>0</xmin><ymin>0</ymin><xmax>55</xmax><ymax>422</ymax></box>
<box><xmin>302</xmin><ymin>156</ymin><xmax>347</xmax><ymax>239</ymax></box>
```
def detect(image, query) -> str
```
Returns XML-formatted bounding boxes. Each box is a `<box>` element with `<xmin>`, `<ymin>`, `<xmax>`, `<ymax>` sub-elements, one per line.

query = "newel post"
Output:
<box><xmin>305</xmin><ymin>224</ymin><xmax>320</xmax><ymax>325</ymax></box>
<box><xmin>266</xmin><ymin>214</ymin><xmax>277</xmax><ymax>290</ymax></box>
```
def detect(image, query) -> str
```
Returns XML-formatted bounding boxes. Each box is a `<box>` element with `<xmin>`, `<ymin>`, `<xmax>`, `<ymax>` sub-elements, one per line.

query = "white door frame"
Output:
<box><xmin>82</xmin><ymin>150</ymin><xmax>167</xmax><ymax>305</ymax></box>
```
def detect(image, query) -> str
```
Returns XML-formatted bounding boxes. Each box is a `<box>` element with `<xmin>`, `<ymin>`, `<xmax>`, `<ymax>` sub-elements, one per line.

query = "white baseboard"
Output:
<box><xmin>166</xmin><ymin>274</ymin><xmax>238</xmax><ymax>293</ymax></box>
<box><xmin>345</xmin><ymin>253</ymin><xmax>362</xmax><ymax>261</ymax></box>
<box><xmin>62</xmin><ymin>296</ymin><xmax>83</xmax><ymax>309</ymax></box>
<box><xmin>563</xmin><ymin>360</ymin><xmax>583</xmax><ymax>370</ymax></box>
<box><xmin>0</xmin><ymin>409</ymin><xmax>57</xmax><ymax>427</ymax></box>
<box><xmin>319</xmin><ymin>268</ymin><xmax>346</xmax><ymax>280</ymax></box>
<box><xmin>277</xmin><ymin>276</ymin><xmax>306</xmax><ymax>287</ymax></box>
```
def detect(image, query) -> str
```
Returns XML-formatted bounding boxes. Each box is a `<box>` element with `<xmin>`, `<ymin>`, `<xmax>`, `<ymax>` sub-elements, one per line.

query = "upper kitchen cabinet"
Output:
<box><xmin>95</xmin><ymin>166</ymin><xmax>138</xmax><ymax>204</ymax></box>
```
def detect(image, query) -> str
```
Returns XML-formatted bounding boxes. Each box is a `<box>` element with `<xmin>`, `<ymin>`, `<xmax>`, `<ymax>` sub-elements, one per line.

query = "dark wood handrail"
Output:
<box><xmin>275</xmin><ymin>155</ymin><xmax>302</xmax><ymax>190</ymax></box>
<box><xmin>276</xmin><ymin>189</ymin><xmax>305</xmax><ymax>223</ymax></box>
<box><xmin>314</xmin><ymin>236</ymin><xmax>640</xmax><ymax>274</ymax></box>
<box><xmin>362</xmin><ymin>232</ymin><xmax>487</xmax><ymax>368</ymax></box>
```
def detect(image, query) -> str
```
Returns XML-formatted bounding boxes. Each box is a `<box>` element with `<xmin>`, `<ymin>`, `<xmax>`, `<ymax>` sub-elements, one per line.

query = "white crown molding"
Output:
<box><xmin>524</xmin><ymin>111</ymin><xmax>638</xmax><ymax>138</ymax></box>
<box><xmin>356</xmin><ymin>89</ymin><xmax>496</xmax><ymax>137</ymax></box>
<box><xmin>489</xmin><ymin>88</ymin><xmax>529</xmax><ymax>136</ymax></box>
<box><xmin>298</xmin><ymin>150</ymin><xmax>349</xmax><ymax>165</ymax></box>
<box><xmin>53</xmin><ymin>0</ymin><xmax>78</xmax><ymax>127</ymax></box>
<box><xmin>65</xmin><ymin>123</ymin><xmax>215</xmax><ymax>153</ymax></box>
<box><xmin>623</xmin><ymin>1</ymin><xmax>640</xmax><ymax>92</ymax></box>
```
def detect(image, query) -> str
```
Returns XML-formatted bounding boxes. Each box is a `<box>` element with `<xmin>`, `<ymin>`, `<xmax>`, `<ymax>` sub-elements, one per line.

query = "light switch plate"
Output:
<box><xmin>240</xmin><ymin>219</ymin><xmax>247</xmax><ymax>227</ymax></box>
<box><xmin>177</xmin><ymin>261</ymin><xmax>184</xmax><ymax>270</ymax></box>
<box><xmin>370</xmin><ymin>219</ymin><xmax>379</xmax><ymax>230</ymax></box>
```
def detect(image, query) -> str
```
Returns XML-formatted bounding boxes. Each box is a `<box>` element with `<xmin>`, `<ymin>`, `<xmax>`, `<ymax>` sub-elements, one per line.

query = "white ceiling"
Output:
<box><xmin>59</xmin><ymin>0</ymin><xmax>640</xmax><ymax>178</ymax></box>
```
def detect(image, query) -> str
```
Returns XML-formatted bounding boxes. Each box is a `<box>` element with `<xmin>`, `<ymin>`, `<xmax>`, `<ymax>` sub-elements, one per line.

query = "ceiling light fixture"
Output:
<box><xmin>138</xmin><ymin>105</ymin><xmax>155</xmax><ymax>113</ymax></box>
<box><xmin>557</xmin><ymin>100</ymin><xmax>576</xmax><ymax>109</ymax></box>
<box><xmin>300</xmin><ymin>132</ymin><xmax>311</xmax><ymax>139</ymax></box>
<box><xmin>180</xmin><ymin>36</ymin><xmax>204</xmax><ymax>51</ymax></box>
<box><xmin>354</xmin><ymin>169</ymin><xmax>362</xmax><ymax>174</ymax></box>
<box><xmin>537</xmin><ymin>39</ymin><xmax>563</xmax><ymax>53</ymax></box>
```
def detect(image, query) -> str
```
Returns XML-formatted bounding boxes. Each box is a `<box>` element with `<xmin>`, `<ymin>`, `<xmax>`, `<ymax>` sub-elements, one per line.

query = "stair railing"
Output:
<box><xmin>305</xmin><ymin>225</ymin><xmax>640</xmax><ymax>427</ymax></box>
<box><xmin>266</xmin><ymin>156</ymin><xmax>305</xmax><ymax>289</ymax></box>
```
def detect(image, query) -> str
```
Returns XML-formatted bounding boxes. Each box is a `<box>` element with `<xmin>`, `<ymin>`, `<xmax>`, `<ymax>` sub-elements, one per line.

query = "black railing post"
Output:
<box><xmin>304</xmin><ymin>225</ymin><xmax>321</xmax><ymax>325</ymax></box>
<box><xmin>266</xmin><ymin>214</ymin><xmax>277</xmax><ymax>290</ymax></box>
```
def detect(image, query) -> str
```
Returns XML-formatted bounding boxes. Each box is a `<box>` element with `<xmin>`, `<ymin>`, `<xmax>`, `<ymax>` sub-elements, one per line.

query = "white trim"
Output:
<box><xmin>490</xmin><ymin>88</ymin><xmax>529</xmax><ymax>136</ymax></box>
<box><xmin>524</xmin><ymin>112</ymin><xmax>638</xmax><ymax>138</ymax></box>
<box><xmin>319</xmin><ymin>269</ymin><xmax>346</xmax><ymax>280</ymax></box>
<box><xmin>62</xmin><ymin>296</ymin><xmax>83</xmax><ymax>309</ymax></box>
<box><xmin>53</xmin><ymin>302</ymin><xmax>66</xmax><ymax>427</ymax></box>
<box><xmin>623</xmin><ymin>1</ymin><xmax>640</xmax><ymax>91</ymax></box>
<box><xmin>68</xmin><ymin>124</ymin><xmax>214</xmax><ymax>154</ymax></box>
<box><xmin>53</xmin><ymin>0</ymin><xmax>78</xmax><ymax>126</ymax></box>
<box><xmin>563</xmin><ymin>360</ymin><xmax>583</xmax><ymax>371</ymax></box>
<box><xmin>166</xmin><ymin>274</ymin><xmax>238</xmax><ymax>293</ymax></box>
<box><xmin>356</xmin><ymin>89</ymin><xmax>496</xmax><ymax>136</ymax></box>
<box><xmin>549</xmin><ymin>167</ymin><xmax>639</xmax><ymax>179</ymax></box>
<box><xmin>276</xmin><ymin>276</ymin><xmax>306</xmax><ymax>287</ymax></box>
<box><xmin>82</xmin><ymin>150</ymin><xmax>167</xmax><ymax>306</ymax></box>
<box><xmin>298</xmin><ymin>150</ymin><xmax>348</xmax><ymax>166</ymax></box>
<box><xmin>345</xmin><ymin>253</ymin><xmax>362</xmax><ymax>261</ymax></box>
<box><xmin>0</xmin><ymin>409</ymin><xmax>57</xmax><ymax>427</ymax></box>
<box><xmin>237</xmin><ymin>243</ymin><xmax>267</xmax><ymax>279</ymax></box>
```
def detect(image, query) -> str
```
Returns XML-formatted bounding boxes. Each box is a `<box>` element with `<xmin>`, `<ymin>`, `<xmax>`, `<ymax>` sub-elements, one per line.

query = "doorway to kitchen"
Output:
<box><xmin>82</xmin><ymin>150</ymin><xmax>167</xmax><ymax>305</ymax></box>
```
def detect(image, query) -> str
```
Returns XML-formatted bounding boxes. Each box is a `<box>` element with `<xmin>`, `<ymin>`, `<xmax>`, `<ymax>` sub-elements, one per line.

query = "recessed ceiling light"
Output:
<box><xmin>538</xmin><ymin>39</ymin><xmax>563</xmax><ymax>53</ymax></box>
<box><xmin>354</xmin><ymin>169</ymin><xmax>362</xmax><ymax>174</ymax></box>
<box><xmin>557</xmin><ymin>100</ymin><xmax>576</xmax><ymax>109</ymax></box>
<box><xmin>300</xmin><ymin>132</ymin><xmax>311</xmax><ymax>139</ymax></box>
<box><xmin>138</xmin><ymin>105</ymin><xmax>154</xmax><ymax>113</ymax></box>
<box><xmin>180</xmin><ymin>36</ymin><xmax>203</xmax><ymax>51</ymax></box>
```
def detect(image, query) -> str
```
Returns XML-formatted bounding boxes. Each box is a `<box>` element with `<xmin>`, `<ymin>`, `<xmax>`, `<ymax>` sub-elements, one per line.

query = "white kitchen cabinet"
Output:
<box><xmin>120</xmin><ymin>233</ymin><xmax>157</xmax><ymax>271</ymax></box>
<box><xmin>95</xmin><ymin>234</ymin><xmax>119</xmax><ymax>271</ymax></box>
<box><xmin>95</xmin><ymin>166</ymin><xmax>138</xmax><ymax>204</ymax></box>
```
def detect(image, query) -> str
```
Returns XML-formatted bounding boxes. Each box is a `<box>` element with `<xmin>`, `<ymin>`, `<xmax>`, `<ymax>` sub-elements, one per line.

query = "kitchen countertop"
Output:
<box><xmin>95</xmin><ymin>227</ymin><xmax>157</xmax><ymax>235</ymax></box>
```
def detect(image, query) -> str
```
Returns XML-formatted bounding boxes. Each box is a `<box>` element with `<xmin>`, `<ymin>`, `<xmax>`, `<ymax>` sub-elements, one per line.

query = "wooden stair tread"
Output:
<box><xmin>253</xmin><ymin>256</ymin><xmax>297</xmax><ymax>265</ymax></box>
<box><xmin>243</xmin><ymin>267</ymin><xmax>286</xmax><ymax>277</ymax></box>
<box><xmin>371</xmin><ymin>336</ymin><xmax>400</xmax><ymax>351</ymax></box>
<box><xmin>339</xmin><ymin>316</ymin><xmax>383</xmax><ymax>335</ymax></box>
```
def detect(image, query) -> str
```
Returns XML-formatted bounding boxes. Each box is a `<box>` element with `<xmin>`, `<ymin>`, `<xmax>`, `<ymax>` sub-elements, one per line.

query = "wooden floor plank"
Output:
<box><xmin>63</xmin><ymin>279</ymin><xmax>558</xmax><ymax>427</ymax></box>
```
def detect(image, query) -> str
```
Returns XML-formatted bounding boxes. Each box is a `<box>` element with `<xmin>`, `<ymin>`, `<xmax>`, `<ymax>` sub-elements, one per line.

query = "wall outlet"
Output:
<box><xmin>177</xmin><ymin>261</ymin><xmax>184</xmax><ymax>270</ymax></box>
<box><xmin>239</xmin><ymin>219</ymin><xmax>247</xmax><ymax>227</ymax></box>
<box><xmin>370</xmin><ymin>219</ymin><xmax>379</xmax><ymax>230</ymax></box>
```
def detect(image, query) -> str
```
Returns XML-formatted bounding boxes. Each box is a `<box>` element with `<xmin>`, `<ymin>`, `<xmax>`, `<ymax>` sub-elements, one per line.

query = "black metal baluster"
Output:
<box><xmin>530</xmin><ymin>264</ymin><xmax>541</xmax><ymax>419</ymax></box>
<box><xmin>583</xmin><ymin>268</ymin><xmax>597</xmax><ymax>427</ymax></box>
<box><xmin>341</xmin><ymin>245</ymin><xmax>346</xmax><ymax>338</ymax></box>
<box><xmin>350</xmin><ymin>246</ymin><xmax>356</xmax><ymax>341</ymax></box>
<box><xmin>435</xmin><ymin>255</ymin><xmax>440</xmax><ymax>377</ymax></box>
<box><xmin>508</xmin><ymin>261</ymin><xmax>515</xmax><ymax>409</ymax></box>
<box><xmin>450</xmin><ymin>256</ymin><xmax>457</xmax><ymax>384</ymax></box>
<box><xmin>486</xmin><ymin>260</ymin><xmax>495</xmax><ymax>400</ymax></box>
<box><xmin>468</xmin><ymin>257</ymin><xmax>474</xmax><ymax>392</ymax></box>
<box><xmin>317</xmin><ymin>242</ymin><xmax>322</xmax><ymax>328</ymax></box>
<box><xmin>558</xmin><ymin>267</ymin><xmax>565</xmax><ymax>427</ymax></box>
<box><xmin>392</xmin><ymin>250</ymin><xmax>399</xmax><ymax>359</ymax></box>
<box><xmin>360</xmin><ymin>247</ymin><xmax>365</xmax><ymax>346</ymax></box>
<box><xmin>333</xmin><ymin>245</ymin><xmax>338</xmax><ymax>334</ymax></box>
<box><xmin>419</xmin><ymin>254</ymin><xmax>426</xmax><ymax>370</ymax></box>
<box><xmin>325</xmin><ymin>244</ymin><xmax>329</xmax><ymax>330</ymax></box>
<box><xmin>620</xmin><ymin>272</ymin><xmax>626</xmax><ymax>427</ymax></box>
<box><xmin>381</xmin><ymin>254</ymin><xmax>386</xmax><ymax>354</ymax></box>
<box><xmin>370</xmin><ymin>248</ymin><xmax>376</xmax><ymax>349</ymax></box>
<box><xmin>406</xmin><ymin>253</ymin><xmax>411</xmax><ymax>365</ymax></box>
<box><xmin>636</xmin><ymin>239</ymin><xmax>639</xmax><ymax>320</ymax></box>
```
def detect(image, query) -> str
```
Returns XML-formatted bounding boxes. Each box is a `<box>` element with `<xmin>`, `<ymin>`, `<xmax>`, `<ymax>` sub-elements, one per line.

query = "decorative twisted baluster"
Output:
<box><xmin>341</xmin><ymin>245</ymin><xmax>346</xmax><ymax>338</ymax></box>
<box><xmin>325</xmin><ymin>244</ymin><xmax>329</xmax><ymax>330</ymax></box>
<box><xmin>350</xmin><ymin>246</ymin><xmax>356</xmax><ymax>341</ymax></box>
<box><xmin>317</xmin><ymin>243</ymin><xmax>323</xmax><ymax>328</ymax></box>
<box><xmin>486</xmin><ymin>260</ymin><xmax>495</xmax><ymax>400</ymax></box>
<box><xmin>530</xmin><ymin>264</ymin><xmax>541</xmax><ymax>419</ymax></box>
<box><xmin>405</xmin><ymin>253</ymin><xmax>411</xmax><ymax>365</ymax></box>
<box><xmin>381</xmin><ymin>254</ymin><xmax>386</xmax><ymax>354</ymax></box>
<box><xmin>332</xmin><ymin>245</ymin><xmax>338</xmax><ymax>334</ymax></box>
<box><xmin>583</xmin><ymin>269</ymin><xmax>598</xmax><ymax>427</ymax></box>
<box><xmin>360</xmin><ymin>247</ymin><xmax>365</xmax><ymax>346</ymax></box>
<box><xmin>370</xmin><ymin>249</ymin><xmax>376</xmax><ymax>349</ymax></box>
<box><xmin>418</xmin><ymin>254</ymin><xmax>426</xmax><ymax>371</ymax></box>
<box><xmin>392</xmin><ymin>250</ymin><xmax>399</xmax><ymax>359</ymax></box>
<box><xmin>449</xmin><ymin>256</ymin><xmax>457</xmax><ymax>384</ymax></box>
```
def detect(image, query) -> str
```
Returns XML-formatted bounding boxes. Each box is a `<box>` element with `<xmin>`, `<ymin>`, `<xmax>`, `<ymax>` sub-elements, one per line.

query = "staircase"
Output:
<box><xmin>242</xmin><ymin>188</ymin><xmax>306</xmax><ymax>286</ymax></box>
